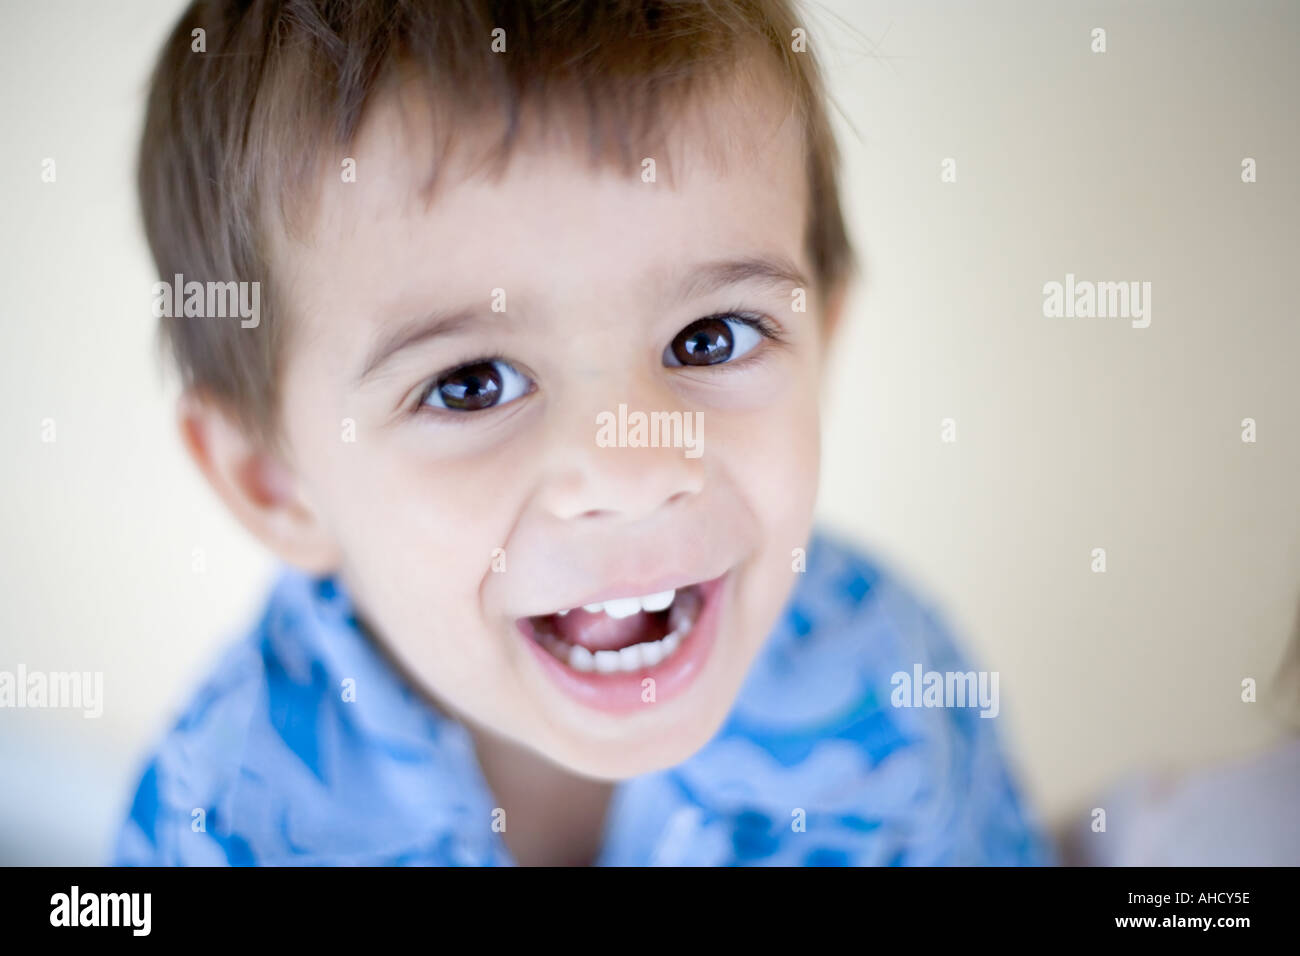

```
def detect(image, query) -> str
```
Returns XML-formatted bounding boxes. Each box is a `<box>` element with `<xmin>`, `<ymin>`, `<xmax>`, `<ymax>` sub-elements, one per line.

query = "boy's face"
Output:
<box><xmin>265</xmin><ymin>72</ymin><xmax>835</xmax><ymax>778</ymax></box>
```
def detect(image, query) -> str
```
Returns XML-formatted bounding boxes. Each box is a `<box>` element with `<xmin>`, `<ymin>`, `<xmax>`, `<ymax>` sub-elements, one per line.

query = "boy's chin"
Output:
<box><xmin>539</xmin><ymin>700</ymin><xmax>734</xmax><ymax>781</ymax></box>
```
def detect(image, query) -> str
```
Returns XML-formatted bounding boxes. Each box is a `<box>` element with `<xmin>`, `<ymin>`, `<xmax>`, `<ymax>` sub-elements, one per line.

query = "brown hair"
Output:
<box><xmin>140</xmin><ymin>0</ymin><xmax>856</xmax><ymax>443</ymax></box>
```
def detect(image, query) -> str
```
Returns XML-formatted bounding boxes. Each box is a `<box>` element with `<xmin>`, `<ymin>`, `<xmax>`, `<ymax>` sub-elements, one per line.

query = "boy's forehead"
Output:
<box><xmin>271</xmin><ymin>63</ymin><xmax>811</xmax><ymax>317</ymax></box>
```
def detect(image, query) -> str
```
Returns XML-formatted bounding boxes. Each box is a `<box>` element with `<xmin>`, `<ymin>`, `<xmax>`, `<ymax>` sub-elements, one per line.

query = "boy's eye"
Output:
<box><xmin>421</xmin><ymin>359</ymin><xmax>532</xmax><ymax>412</ymax></box>
<box><xmin>663</xmin><ymin>315</ymin><xmax>764</xmax><ymax>368</ymax></box>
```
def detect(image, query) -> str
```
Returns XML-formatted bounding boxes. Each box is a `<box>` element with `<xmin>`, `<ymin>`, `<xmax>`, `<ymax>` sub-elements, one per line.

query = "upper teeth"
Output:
<box><xmin>557</xmin><ymin>589</ymin><xmax>676</xmax><ymax>619</ymax></box>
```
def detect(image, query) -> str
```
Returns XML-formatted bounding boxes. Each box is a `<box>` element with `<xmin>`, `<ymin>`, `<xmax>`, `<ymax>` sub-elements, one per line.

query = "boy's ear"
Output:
<box><xmin>177</xmin><ymin>391</ymin><xmax>342</xmax><ymax>575</ymax></box>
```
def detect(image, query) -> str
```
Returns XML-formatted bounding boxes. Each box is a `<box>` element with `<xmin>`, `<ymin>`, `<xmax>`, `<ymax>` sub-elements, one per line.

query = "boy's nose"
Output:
<box><xmin>536</xmin><ymin>394</ymin><xmax>706</xmax><ymax>526</ymax></box>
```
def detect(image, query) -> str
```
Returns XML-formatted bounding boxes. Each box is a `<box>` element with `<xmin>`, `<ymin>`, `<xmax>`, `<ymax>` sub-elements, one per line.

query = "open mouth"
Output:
<box><xmin>523</xmin><ymin>583</ymin><xmax>706</xmax><ymax>675</ymax></box>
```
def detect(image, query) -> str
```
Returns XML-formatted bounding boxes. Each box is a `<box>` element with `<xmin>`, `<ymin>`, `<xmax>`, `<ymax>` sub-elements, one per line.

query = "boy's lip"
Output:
<box><xmin>515</xmin><ymin>566</ymin><xmax>732</xmax><ymax>621</ymax></box>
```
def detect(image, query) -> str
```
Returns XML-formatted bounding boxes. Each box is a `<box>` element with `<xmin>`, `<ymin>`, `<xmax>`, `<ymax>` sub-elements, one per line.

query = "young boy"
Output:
<box><xmin>114</xmin><ymin>0</ymin><xmax>1054</xmax><ymax>866</ymax></box>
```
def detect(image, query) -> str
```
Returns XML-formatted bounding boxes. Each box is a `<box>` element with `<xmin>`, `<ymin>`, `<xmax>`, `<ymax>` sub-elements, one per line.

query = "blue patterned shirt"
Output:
<box><xmin>112</xmin><ymin>531</ymin><xmax>1056</xmax><ymax>866</ymax></box>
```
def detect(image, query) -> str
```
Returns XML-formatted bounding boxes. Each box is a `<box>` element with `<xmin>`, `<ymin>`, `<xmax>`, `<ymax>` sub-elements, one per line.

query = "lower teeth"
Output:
<box><xmin>540</xmin><ymin>628</ymin><xmax>685</xmax><ymax>673</ymax></box>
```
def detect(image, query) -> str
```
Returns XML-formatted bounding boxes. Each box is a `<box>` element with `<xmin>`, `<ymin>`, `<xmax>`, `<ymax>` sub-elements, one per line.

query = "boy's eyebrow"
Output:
<box><xmin>358</xmin><ymin>308</ymin><xmax>480</xmax><ymax>384</ymax></box>
<box><xmin>356</xmin><ymin>254</ymin><xmax>810</xmax><ymax>384</ymax></box>
<box><xmin>671</xmin><ymin>255</ymin><xmax>811</xmax><ymax>306</ymax></box>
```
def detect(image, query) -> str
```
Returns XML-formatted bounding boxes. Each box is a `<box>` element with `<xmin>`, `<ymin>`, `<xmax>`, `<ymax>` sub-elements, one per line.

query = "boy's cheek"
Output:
<box><xmin>290</xmin><ymin>425</ymin><xmax>517</xmax><ymax>617</ymax></box>
<box><xmin>713</xmin><ymin>386</ymin><xmax>820</xmax><ymax>484</ymax></box>
<box><xmin>337</xmin><ymin>461</ymin><xmax>518</xmax><ymax>582</ymax></box>
<box><xmin>750</xmin><ymin>400</ymin><xmax>822</xmax><ymax>570</ymax></box>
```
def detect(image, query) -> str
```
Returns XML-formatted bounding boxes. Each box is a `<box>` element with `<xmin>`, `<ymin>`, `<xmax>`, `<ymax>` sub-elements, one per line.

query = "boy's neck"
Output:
<box><xmin>352</xmin><ymin>607</ymin><xmax>617</xmax><ymax>864</ymax></box>
<box><xmin>469</xmin><ymin>725</ymin><xmax>616</xmax><ymax>867</ymax></box>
